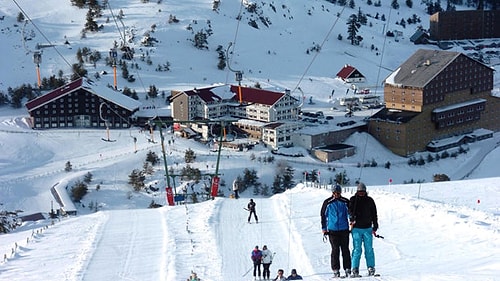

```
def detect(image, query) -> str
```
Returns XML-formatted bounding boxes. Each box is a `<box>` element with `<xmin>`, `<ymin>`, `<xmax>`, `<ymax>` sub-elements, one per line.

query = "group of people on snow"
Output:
<box><xmin>251</xmin><ymin>244</ymin><xmax>303</xmax><ymax>280</ymax></box>
<box><xmin>321</xmin><ymin>182</ymin><xmax>379</xmax><ymax>278</ymax></box>
<box><xmin>240</xmin><ymin>177</ymin><xmax>378</xmax><ymax>279</ymax></box>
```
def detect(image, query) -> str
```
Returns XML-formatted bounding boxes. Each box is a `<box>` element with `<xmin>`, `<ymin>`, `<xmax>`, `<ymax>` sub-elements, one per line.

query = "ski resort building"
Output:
<box><xmin>367</xmin><ymin>49</ymin><xmax>499</xmax><ymax>156</ymax></box>
<box><xmin>25</xmin><ymin>78</ymin><xmax>141</xmax><ymax>129</ymax></box>
<box><xmin>170</xmin><ymin>85</ymin><xmax>303</xmax><ymax>148</ymax></box>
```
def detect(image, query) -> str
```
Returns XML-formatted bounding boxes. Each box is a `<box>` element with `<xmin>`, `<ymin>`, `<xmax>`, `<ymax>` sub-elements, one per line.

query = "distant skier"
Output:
<box><xmin>261</xmin><ymin>245</ymin><xmax>274</xmax><ymax>280</ymax></box>
<box><xmin>251</xmin><ymin>245</ymin><xmax>263</xmax><ymax>280</ymax></box>
<box><xmin>232</xmin><ymin>178</ymin><xmax>240</xmax><ymax>199</ymax></box>
<box><xmin>247</xmin><ymin>199</ymin><xmax>258</xmax><ymax>223</ymax></box>
<box><xmin>349</xmin><ymin>182</ymin><xmax>379</xmax><ymax>277</ymax></box>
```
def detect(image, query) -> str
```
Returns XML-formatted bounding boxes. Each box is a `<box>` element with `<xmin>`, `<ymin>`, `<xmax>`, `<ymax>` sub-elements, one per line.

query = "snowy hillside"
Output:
<box><xmin>0</xmin><ymin>1</ymin><xmax>499</xmax><ymax>280</ymax></box>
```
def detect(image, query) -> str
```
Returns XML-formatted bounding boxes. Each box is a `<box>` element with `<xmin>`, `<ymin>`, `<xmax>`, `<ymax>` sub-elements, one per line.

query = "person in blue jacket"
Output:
<box><xmin>321</xmin><ymin>184</ymin><xmax>351</xmax><ymax>278</ymax></box>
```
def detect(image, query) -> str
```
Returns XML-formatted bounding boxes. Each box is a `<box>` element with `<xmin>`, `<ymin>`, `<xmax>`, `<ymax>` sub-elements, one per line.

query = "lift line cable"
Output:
<box><xmin>12</xmin><ymin>0</ymin><xmax>77</xmax><ymax>77</ymax></box>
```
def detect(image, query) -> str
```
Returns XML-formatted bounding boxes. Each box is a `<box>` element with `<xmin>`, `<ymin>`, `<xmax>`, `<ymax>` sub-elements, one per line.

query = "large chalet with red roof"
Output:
<box><xmin>170</xmin><ymin>85</ymin><xmax>303</xmax><ymax>148</ymax></box>
<box><xmin>25</xmin><ymin>77</ymin><xmax>141</xmax><ymax>129</ymax></box>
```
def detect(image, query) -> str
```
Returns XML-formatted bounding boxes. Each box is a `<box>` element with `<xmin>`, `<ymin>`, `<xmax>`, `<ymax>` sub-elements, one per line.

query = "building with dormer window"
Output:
<box><xmin>170</xmin><ymin>84</ymin><xmax>303</xmax><ymax>148</ymax></box>
<box><xmin>367</xmin><ymin>49</ymin><xmax>499</xmax><ymax>156</ymax></box>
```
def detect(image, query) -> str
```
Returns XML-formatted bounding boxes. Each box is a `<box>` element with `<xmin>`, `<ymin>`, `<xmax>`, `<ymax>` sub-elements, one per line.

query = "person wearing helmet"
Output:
<box><xmin>349</xmin><ymin>182</ymin><xmax>379</xmax><ymax>277</ymax></box>
<box><xmin>320</xmin><ymin>184</ymin><xmax>351</xmax><ymax>278</ymax></box>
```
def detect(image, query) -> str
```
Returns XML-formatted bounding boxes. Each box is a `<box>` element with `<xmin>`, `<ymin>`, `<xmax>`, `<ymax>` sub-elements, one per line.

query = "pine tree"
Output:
<box><xmin>83</xmin><ymin>172</ymin><xmax>93</xmax><ymax>184</ymax></box>
<box><xmin>347</xmin><ymin>14</ymin><xmax>361</xmax><ymax>45</ymax></box>
<box><xmin>391</xmin><ymin>0</ymin><xmax>400</xmax><ymax>9</ymax></box>
<box><xmin>65</xmin><ymin>161</ymin><xmax>73</xmax><ymax>172</ymax></box>
<box><xmin>84</xmin><ymin>9</ymin><xmax>99</xmax><ymax>32</ymax></box>
<box><xmin>128</xmin><ymin>169</ymin><xmax>145</xmax><ymax>191</ymax></box>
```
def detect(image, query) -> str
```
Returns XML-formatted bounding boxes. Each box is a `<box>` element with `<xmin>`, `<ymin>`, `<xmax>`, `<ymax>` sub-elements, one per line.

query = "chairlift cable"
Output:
<box><xmin>290</xmin><ymin>4</ymin><xmax>347</xmax><ymax>95</ymax></box>
<box><xmin>11</xmin><ymin>0</ymin><xmax>76</xmax><ymax>76</ymax></box>
<box><xmin>224</xmin><ymin>0</ymin><xmax>246</xmax><ymax>85</ymax></box>
<box><xmin>357</xmin><ymin>6</ymin><xmax>393</xmax><ymax>182</ymax></box>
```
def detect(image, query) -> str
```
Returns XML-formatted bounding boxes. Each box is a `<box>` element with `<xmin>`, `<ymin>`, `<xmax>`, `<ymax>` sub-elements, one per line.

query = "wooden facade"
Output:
<box><xmin>369</xmin><ymin>49</ymin><xmax>499</xmax><ymax>156</ymax></box>
<box><xmin>25</xmin><ymin>78</ymin><xmax>141</xmax><ymax>129</ymax></box>
<box><xmin>429</xmin><ymin>10</ymin><xmax>500</xmax><ymax>40</ymax></box>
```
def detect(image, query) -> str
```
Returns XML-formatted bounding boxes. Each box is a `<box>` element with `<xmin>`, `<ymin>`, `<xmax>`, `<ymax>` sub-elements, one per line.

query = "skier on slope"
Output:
<box><xmin>247</xmin><ymin>199</ymin><xmax>258</xmax><ymax>223</ymax></box>
<box><xmin>251</xmin><ymin>245</ymin><xmax>263</xmax><ymax>280</ymax></box>
<box><xmin>261</xmin><ymin>245</ymin><xmax>274</xmax><ymax>280</ymax></box>
<box><xmin>349</xmin><ymin>182</ymin><xmax>379</xmax><ymax>277</ymax></box>
<box><xmin>232</xmin><ymin>178</ymin><xmax>240</xmax><ymax>199</ymax></box>
<box><xmin>321</xmin><ymin>184</ymin><xmax>352</xmax><ymax>278</ymax></box>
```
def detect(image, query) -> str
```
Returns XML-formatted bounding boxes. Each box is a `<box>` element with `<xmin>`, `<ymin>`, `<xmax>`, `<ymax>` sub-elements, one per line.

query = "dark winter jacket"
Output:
<box><xmin>349</xmin><ymin>192</ymin><xmax>378</xmax><ymax>231</ymax></box>
<box><xmin>321</xmin><ymin>195</ymin><xmax>350</xmax><ymax>232</ymax></box>
<box><xmin>251</xmin><ymin>249</ymin><xmax>262</xmax><ymax>264</ymax></box>
<box><xmin>248</xmin><ymin>201</ymin><xmax>256</xmax><ymax>212</ymax></box>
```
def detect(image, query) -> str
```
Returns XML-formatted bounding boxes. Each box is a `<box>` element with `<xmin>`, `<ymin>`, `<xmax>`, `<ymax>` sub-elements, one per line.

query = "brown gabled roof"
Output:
<box><xmin>26</xmin><ymin>77</ymin><xmax>141</xmax><ymax>112</ymax></box>
<box><xmin>26</xmin><ymin>78</ymin><xmax>83</xmax><ymax>111</ymax></box>
<box><xmin>229</xmin><ymin>85</ymin><xmax>283</xmax><ymax>106</ymax></box>
<box><xmin>183</xmin><ymin>86</ymin><xmax>221</xmax><ymax>103</ymax></box>
<box><xmin>336</xmin><ymin>65</ymin><xmax>361</xmax><ymax>79</ymax></box>
<box><xmin>387</xmin><ymin>49</ymin><xmax>461</xmax><ymax>88</ymax></box>
<box><xmin>25</xmin><ymin>77</ymin><xmax>141</xmax><ymax>112</ymax></box>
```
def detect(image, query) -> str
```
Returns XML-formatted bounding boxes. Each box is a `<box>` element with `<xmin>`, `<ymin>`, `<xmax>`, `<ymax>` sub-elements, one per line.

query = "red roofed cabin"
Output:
<box><xmin>336</xmin><ymin>64</ymin><xmax>366</xmax><ymax>83</ymax></box>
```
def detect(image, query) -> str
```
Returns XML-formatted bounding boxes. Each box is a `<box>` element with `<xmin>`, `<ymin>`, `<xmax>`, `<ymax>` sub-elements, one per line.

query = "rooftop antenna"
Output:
<box><xmin>225</xmin><ymin>42</ymin><xmax>244</xmax><ymax>104</ymax></box>
<box><xmin>109</xmin><ymin>48</ymin><xmax>118</xmax><ymax>90</ymax></box>
<box><xmin>33</xmin><ymin>51</ymin><xmax>42</xmax><ymax>88</ymax></box>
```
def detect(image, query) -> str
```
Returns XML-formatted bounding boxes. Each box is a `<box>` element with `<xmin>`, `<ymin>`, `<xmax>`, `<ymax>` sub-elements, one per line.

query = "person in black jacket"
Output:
<box><xmin>321</xmin><ymin>184</ymin><xmax>351</xmax><ymax>278</ymax></box>
<box><xmin>247</xmin><ymin>199</ymin><xmax>258</xmax><ymax>223</ymax></box>
<box><xmin>349</xmin><ymin>182</ymin><xmax>379</xmax><ymax>277</ymax></box>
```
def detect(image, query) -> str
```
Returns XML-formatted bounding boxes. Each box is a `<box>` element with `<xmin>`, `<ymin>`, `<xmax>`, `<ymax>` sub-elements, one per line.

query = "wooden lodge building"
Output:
<box><xmin>367</xmin><ymin>49</ymin><xmax>499</xmax><ymax>156</ymax></box>
<box><xmin>25</xmin><ymin>78</ymin><xmax>141</xmax><ymax>129</ymax></box>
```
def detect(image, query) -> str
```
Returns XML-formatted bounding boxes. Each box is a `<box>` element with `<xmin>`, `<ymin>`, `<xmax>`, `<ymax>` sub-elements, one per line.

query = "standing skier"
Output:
<box><xmin>232</xmin><ymin>178</ymin><xmax>240</xmax><ymax>199</ymax></box>
<box><xmin>251</xmin><ymin>245</ymin><xmax>263</xmax><ymax>280</ymax></box>
<box><xmin>261</xmin><ymin>245</ymin><xmax>274</xmax><ymax>280</ymax></box>
<box><xmin>349</xmin><ymin>182</ymin><xmax>379</xmax><ymax>277</ymax></box>
<box><xmin>247</xmin><ymin>199</ymin><xmax>258</xmax><ymax>223</ymax></box>
<box><xmin>321</xmin><ymin>184</ymin><xmax>351</xmax><ymax>278</ymax></box>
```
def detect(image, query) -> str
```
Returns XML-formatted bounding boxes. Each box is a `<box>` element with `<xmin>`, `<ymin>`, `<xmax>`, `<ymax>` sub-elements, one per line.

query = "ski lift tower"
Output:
<box><xmin>109</xmin><ymin>48</ymin><xmax>118</xmax><ymax>90</ymax></box>
<box><xmin>33</xmin><ymin>51</ymin><xmax>42</xmax><ymax>88</ymax></box>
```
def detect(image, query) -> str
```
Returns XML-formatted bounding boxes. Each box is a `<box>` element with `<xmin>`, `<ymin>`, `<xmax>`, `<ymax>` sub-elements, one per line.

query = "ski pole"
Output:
<box><xmin>242</xmin><ymin>265</ymin><xmax>253</xmax><ymax>277</ymax></box>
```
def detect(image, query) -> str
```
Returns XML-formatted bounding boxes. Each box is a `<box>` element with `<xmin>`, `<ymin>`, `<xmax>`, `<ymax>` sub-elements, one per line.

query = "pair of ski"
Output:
<box><xmin>335</xmin><ymin>273</ymin><xmax>381</xmax><ymax>279</ymax></box>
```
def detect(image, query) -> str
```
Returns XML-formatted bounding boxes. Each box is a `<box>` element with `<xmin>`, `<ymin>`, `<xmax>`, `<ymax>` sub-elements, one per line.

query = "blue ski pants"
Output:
<box><xmin>351</xmin><ymin>227</ymin><xmax>375</xmax><ymax>269</ymax></box>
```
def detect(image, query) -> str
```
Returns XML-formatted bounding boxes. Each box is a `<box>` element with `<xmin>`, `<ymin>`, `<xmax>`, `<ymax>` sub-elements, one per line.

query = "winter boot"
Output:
<box><xmin>345</xmin><ymin>269</ymin><xmax>351</xmax><ymax>278</ymax></box>
<box><xmin>351</xmin><ymin>268</ymin><xmax>360</xmax><ymax>278</ymax></box>
<box><xmin>333</xmin><ymin>270</ymin><xmax>341</xmax><ymax>278</ymax></box>
<box><xmin>368</xmin><ymin>267</ymin><xmax>376</xmax><ymax>276</ymax></box>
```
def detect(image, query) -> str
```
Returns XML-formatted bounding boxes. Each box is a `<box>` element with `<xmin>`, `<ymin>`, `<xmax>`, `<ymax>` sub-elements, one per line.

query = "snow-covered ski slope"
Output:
<box><xmin>1</xmin><ymin>181</ymin><xmax>498</xmax><ymax>281</ymax></box>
